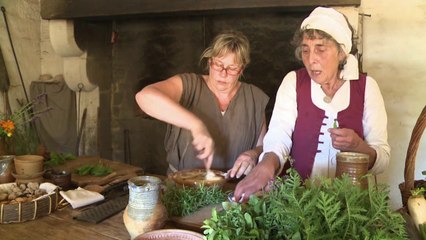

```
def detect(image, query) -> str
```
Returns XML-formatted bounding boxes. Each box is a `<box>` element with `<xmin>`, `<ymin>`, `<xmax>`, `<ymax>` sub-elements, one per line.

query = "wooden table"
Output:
<box><xmin>0</xmin><ymin>157</ymin><xmax>145</xmax><ymax>240</ymax></box>
<box><xmin>0</xmin><ymin>159</ymin><xmax>236</xmax><ymax>239</ymax></box>
<box><xmin>0</xmin><ymin>204</ymin><xmax>132</xmax><ymax>240</ymax></box>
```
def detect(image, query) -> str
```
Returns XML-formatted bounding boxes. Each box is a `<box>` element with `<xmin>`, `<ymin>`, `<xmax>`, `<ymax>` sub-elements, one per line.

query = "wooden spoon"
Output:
<box><xmin>79</xmin><ymin>168</ymin><xmax>138</xmax><ymax>187</ymax></box>
<box><xmin>84</xmin><ymin>172</ymin><xmax>138</xmax><ymax>193</ymax></box>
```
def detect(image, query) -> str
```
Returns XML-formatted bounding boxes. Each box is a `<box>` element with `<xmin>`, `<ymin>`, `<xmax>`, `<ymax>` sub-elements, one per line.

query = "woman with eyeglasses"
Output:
<box><xmin>135</xmin><ymin>31</ymin><xmax>269</xmax><ymax>178</ymax></box>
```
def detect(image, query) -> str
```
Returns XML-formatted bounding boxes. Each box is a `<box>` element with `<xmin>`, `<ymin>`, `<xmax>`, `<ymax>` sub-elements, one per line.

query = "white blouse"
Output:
<box><xmin>260</xmin><ymin>71</ymin><xmax>390</xmax><ymax>178</ymax></box>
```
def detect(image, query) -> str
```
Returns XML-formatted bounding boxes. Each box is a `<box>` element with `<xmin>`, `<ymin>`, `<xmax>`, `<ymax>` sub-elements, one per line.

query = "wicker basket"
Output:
<box><xmin>0</xmin><ymin>182</ymin><xmax>59</xmax><ymax>224</ymax></box>
<box><xmin>399</xmin><ymin>105</ymin><xmax>426</xmax><ymax>207</ymax></box>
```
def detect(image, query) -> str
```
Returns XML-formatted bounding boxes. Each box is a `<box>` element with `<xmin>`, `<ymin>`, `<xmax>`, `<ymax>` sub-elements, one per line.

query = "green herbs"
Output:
<box><xmin>333</xmin><ymin>119</ymin><xmax>339</xmax><ymax>128</ymax></box>
<box><xmin>162</xmin><ymin>183</ymin><xmax>227</xmax><ymax>217</ymax></box>
<box><xmin>203</xmin><ymin>198</ymin><xmax>270</xmax><ymax>239</ymax></box>
<box><xmin>44</xmin><ymin>152</ymin><xmax>76</xmax><ymax>167</ymax></box>
<box><xmin>202</xmin><ymin>169</ymin><xmax>408</xmax><ymax>240</ymax></box>
<box><xmin>74</xmin><ymin>163</ymin><xmax>112</xmax><ymax>176</ymax></box>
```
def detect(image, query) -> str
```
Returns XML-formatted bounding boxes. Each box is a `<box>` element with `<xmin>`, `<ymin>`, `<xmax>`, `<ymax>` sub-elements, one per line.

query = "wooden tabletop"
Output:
<box><xmin>0</xmin><ymin>157</ymin><xmax>144</xmax><ymax>240</ymax></box>
<box><xmin>0</xmin><ymin>159</ymin><xmax>237</xmax><ymax>239</ymax></box>
<box><xmin>0</xmin><ymin>204</ymin><xmax>132</xmax><ymax>240</ymax></box>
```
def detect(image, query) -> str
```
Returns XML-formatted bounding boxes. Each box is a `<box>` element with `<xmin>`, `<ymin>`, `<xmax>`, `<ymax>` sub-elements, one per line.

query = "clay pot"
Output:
<box><xmin>14</xmin><ymin>155</ymin><xmax>44</xmax><ymax>176</ymax></box>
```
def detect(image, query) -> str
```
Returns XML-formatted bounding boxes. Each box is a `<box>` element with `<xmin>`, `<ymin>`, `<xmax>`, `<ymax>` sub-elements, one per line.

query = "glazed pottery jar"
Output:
<box><xmin>123</xmin><ymin>176</ymin><xmax>167</xmax><ymax>240</ymax></box>
<box><xmin>335</xmin><ymin>152</ymin><xmax>369</xmax><ymax>189</ymax></box>
<box><xmin>0</xmin><ymin>155</ymin><xmax>15</xmax><ymax>183</ymax></box>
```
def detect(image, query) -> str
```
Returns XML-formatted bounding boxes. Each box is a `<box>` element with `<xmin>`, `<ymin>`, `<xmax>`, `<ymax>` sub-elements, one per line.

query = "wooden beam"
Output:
<box><xmin>40</xmin><ymin>0</ymin><xmax>360</xmax><ymax>20</ymax></box>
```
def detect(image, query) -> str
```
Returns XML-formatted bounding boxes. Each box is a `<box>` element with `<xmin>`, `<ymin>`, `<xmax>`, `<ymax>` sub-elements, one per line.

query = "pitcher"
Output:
<box><xmin>123</xmin><ymin>175</ymin><xmax>167</xmax><ymax>239</ymax></box>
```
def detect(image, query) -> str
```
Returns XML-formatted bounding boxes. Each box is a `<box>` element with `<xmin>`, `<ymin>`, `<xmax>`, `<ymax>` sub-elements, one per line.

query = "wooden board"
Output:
<box><xmin>168</xmin><ymin>204</ymin><xmax>223</xmax><ymax>233</ymax></box>
<box><xmin>166</xmin><ymin>181</ymin><xmax>236</xmax><ymax>232</ymax></box>
<box><xmin>50</xmin><ymin>156</ymin><xmax>143</xmax><ymax>187</ymax></box>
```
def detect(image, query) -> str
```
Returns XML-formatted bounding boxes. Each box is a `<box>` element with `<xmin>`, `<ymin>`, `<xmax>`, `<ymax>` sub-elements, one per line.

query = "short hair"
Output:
<box><xmin>200</xmin><ymin>31</ymin><xmax>250</xmax><ymax>71</ymax></box>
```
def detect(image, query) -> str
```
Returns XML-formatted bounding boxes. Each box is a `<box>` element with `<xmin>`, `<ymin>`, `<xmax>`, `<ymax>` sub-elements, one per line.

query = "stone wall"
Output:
<box><xmin>77</xmin><ymin>12</ymin><xmax>306</xmax><ymax>174</ymax></box>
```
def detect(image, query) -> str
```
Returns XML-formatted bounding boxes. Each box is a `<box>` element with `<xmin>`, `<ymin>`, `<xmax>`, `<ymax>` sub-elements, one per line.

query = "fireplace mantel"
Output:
<box><xmin>40</xmin><ymin>0</ymin><xmax>360</xmax><ymax>20</ymax></box>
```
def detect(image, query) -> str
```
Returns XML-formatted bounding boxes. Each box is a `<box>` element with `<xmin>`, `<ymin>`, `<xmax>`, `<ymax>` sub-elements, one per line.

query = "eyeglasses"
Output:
<box><xmin>210</xmin><ymin>59</ymin><xmax>242</xmax><ymax>76</ymax></box>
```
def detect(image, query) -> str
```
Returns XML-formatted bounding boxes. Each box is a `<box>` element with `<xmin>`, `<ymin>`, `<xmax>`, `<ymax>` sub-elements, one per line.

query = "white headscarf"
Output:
<box><xmin>301</xmin><ymin>7</ymin><xmax>359</xmax><ymax>80</ymax></box>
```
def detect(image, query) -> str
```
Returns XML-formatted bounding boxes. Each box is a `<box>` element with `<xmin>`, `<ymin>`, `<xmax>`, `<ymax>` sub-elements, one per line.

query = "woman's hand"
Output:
<box><xmin>329</xmin><ymin>127</ymin><xmax>377</xmax><ymax>169</ymax></box>
<box><xmin>229</xmin><ymin>150</ymin><xmax>258</xmax><ymax>179</ymax></box>
<box><xmin>233</xmin><ymin>153</ymin><xmax>278</xmax><ymax>203</ymax></box>
<box><xmin>190</xmin><ymin>122</ymin><xmax>215</xmax><ymax>169</ymax></box>
<box><xmin>328</xmin><ymin>128</ymin><xmax>362</xmax><ymax>151</ymax></box>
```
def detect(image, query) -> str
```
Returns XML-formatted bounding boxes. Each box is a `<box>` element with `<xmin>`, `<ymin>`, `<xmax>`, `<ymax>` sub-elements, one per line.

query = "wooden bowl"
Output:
<box><xmin>168</xmin><ymin>168</ymin><xmax>226</xmax><ymax>187</ymax></box>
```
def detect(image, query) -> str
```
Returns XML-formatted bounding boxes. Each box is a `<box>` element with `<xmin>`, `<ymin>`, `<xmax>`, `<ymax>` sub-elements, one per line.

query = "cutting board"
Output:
<box><xmin>50</xmin><ymin>156</ymin><xmax>143</xmax><ymax>187</ymax></box>
<box><xmin>167</xmin><ymin>181</ymin><xmax>236</xmax><ymax>232</ymax></box>
<box><xmin>168</xmin><ymin>203</ymin><xmax>223</xmax><ymax>233</ymax></box>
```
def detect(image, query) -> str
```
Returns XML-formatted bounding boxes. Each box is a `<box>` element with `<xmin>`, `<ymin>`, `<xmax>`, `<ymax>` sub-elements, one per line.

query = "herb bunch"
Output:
<box><xmin>74</xmin><ymin>163</ymin><xmax>112</xmax><ymax>176</ymax></box>
<box><xmin>203</xmin><ymin>169</ymin><xmax>408</xmax><ymax>240</ymax></box>
<box><xmin>162</xmin><ymin>182</ymin><xmax>227</xmax><ymax>217</ymax></box>
<box><xmin>44</xmin><ymin>152</ymin><xmax>76</xmax><ymax>167</ymax></box>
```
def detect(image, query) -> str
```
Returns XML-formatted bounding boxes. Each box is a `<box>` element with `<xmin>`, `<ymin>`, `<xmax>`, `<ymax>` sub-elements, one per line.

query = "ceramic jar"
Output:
<box><xmin>123</xmin><ymin>176</ymin><xmax>167</xmax><ymax>240</ymax></box>
<box><xmin>0</xmin><ymin>155</ymin><xmax>15</xmax><ymax>183</ymax></box>
<box><xmin>335</xmin><ymin>152</ymin><xmax>369</xmax><ymax>189</ymax></box>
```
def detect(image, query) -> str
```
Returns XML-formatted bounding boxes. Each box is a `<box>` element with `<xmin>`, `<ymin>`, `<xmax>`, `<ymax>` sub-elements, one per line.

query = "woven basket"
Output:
<box><xmin>399</xmin><ymin>105</ymin><xmax>426</xmax><ymax>207</ymax></box>
<box><xmin>0</xmin><ymin>183</ymin><xmax>59</xmax><ymax>224</ymax></box>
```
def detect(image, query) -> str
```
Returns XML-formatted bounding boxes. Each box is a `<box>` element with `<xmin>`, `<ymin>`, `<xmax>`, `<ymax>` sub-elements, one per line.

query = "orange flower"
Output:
<box><xmin>0</xmin><ymin>119</ymin><xmax>15</xmax><ymax>137</ymax></box>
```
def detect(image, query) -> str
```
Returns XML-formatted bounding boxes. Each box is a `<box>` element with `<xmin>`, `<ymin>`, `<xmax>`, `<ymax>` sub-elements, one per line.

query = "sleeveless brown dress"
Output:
<box><xmin>165</xmin><ymin>73</ymin><xmax>269</xmax><ymax>172</ymax></box>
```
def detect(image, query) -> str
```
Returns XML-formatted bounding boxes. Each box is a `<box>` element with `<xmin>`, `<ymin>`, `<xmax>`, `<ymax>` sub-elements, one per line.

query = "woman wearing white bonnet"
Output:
<box><xmin>234</xmin><ymin>6</ymin><xmax>390</xmax><ymax>202</ymax></box>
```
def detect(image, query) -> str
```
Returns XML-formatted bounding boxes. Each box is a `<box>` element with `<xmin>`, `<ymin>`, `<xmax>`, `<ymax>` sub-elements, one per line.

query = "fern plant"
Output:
<box><xmin>203</xmin><ymin>168</ymin><xmax>408</xmax><ymax>240</ymax></box>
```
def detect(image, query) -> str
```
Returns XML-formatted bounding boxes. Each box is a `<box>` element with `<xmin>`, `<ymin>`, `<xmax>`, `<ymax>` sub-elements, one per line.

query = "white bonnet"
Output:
<box><xmin>301</xmin><ymin>7</ymin><xmax>359</xmax><ymax>80</ymax></box>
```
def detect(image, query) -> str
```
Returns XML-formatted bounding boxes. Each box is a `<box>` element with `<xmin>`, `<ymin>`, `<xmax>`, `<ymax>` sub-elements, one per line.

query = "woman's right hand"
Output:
<box><xmin>190</xmin><ymin>122</ymin><xmax>215</xmax><ymax>169</ymax></box>
<box><xmin>233</xmin><ymin>153</ymin><xmax>278</xmax><ymax>202</ymax></box>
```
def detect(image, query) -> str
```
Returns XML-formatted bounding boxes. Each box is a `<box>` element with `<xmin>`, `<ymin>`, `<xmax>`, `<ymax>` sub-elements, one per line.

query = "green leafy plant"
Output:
<box><xmin>162</xmin><ymin>182</ymin><xmax>227</xmax><ymax>217</ymax></box>
<box><xmin>44</xmin><ymin>152</ymin><xmax>76</xmax><ymax>167</ymax></box>
<box><xmin>1</xmin><ymin>95</ymin><xmax>51</xmax><ymax>155</ymax></box>
<box><xmin>202</xmin><ymin>169</ymin><xmax>408</xmax><ymax>240</ymax></box>
<box><xmin>74</xmin><ymin>163</ymin><xmax>112</xmax><ymax>176</ymax></box>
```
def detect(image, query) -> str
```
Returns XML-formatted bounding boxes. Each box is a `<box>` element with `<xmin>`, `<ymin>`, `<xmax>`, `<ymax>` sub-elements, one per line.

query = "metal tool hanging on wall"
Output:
<box><xmin>0</xmin><ymin>45</ymin><xmax>12</xmax><ymax>117</ymax></box>
<box><xmin>1</xmin><ymin>6</ymin><xmax>29</xmax><ymax>102</ymax></box>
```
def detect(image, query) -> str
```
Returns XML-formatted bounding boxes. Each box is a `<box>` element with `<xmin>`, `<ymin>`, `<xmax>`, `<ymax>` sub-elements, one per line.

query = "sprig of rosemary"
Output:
<box><xmin>162</xmin><ymin>182</ymin><xmax>227</xmax><ymax>217</ymax></box>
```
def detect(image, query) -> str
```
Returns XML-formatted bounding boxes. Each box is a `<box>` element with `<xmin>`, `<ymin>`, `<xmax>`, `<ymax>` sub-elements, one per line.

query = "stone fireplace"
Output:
<box><xmin>41</xmin><ymin>0</ymin><xmax>360</xmax><ymax>174</ymax></box>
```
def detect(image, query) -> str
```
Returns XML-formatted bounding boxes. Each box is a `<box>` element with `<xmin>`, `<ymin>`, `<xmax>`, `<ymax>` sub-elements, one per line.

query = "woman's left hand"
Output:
<box><xmin>328</xmin><ymin>128</ymin><xmax>362</xmax><ymax>151</ymax></box>
<box><xmin>228</xmin><ymin>150</ymin><xmax>257</xmax><ymax>179</ymax></box>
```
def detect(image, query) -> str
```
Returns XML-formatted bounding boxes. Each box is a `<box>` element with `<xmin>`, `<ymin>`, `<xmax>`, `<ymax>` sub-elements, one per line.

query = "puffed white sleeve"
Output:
<box><xmin>363</xmin><ymin>76</ymin><xmax>390</xmax><ymax>174</ymax></box>
<box><xmin>259</xmin><ymin>71</ymin><xmax>298</xmax><ymax>174</ymax></box>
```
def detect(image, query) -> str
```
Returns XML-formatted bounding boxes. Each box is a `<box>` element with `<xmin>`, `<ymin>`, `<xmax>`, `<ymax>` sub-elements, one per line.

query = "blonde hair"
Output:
<box><xmin>200</xmin><ymin>31</ymin><xmax>250</xmax><ymax>71</ymax></box>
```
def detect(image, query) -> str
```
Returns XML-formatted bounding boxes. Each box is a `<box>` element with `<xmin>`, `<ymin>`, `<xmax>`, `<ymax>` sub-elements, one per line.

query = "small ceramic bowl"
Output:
<box><xmin>44</xmin><ymin>170</ymin><xmax>72</xmax><ymax>190</ymax></box>
<box><xmin>135</xmin><ymin>229</ymin><xmax>204</xmax><ymax>240</ymax></box>
<box><xmin>227</xmin><ymin>191</ymin><xmax>245</xmax><ymax>203</ymax></box>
